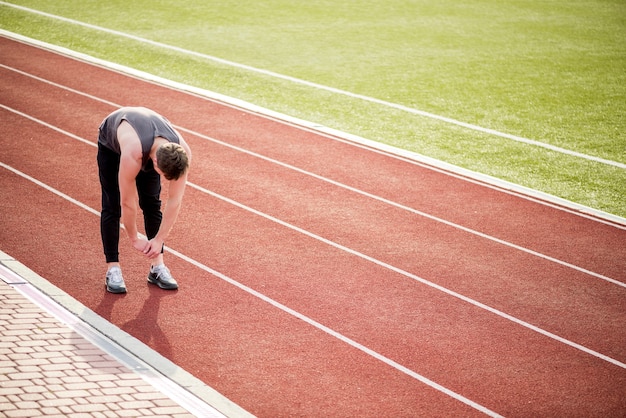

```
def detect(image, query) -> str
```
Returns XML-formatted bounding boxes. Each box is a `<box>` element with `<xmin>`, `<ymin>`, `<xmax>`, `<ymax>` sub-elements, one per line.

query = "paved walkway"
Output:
<box><xmin>0</xmin><ymin>251</ymin><xmax>252</xmax><ymax>418</ymax></box>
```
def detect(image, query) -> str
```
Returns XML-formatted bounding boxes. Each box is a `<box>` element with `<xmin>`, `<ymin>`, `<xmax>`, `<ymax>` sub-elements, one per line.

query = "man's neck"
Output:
<box><xmin>150</xmin><ymin>137</ymin><xmax>167</xmax><ymax>159</ymax></box>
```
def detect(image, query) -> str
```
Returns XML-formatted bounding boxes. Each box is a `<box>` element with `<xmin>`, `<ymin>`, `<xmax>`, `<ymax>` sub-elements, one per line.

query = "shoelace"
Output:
<box><xmin>108</xmin><ymin>268</ymin><xmax>123</xmax><ymax>283</ymax></box>
<box><xmin>152</xmin><ymin>265</ymin><xmax>170</xmax><ymax>279</ymax></box>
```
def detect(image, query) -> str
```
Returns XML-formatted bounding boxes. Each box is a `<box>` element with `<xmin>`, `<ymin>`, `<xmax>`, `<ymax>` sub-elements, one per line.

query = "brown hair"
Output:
<box><xmin>156</xmin><ymin>143</ymin><xmax>189</xmax><ymax>180</ymax></box>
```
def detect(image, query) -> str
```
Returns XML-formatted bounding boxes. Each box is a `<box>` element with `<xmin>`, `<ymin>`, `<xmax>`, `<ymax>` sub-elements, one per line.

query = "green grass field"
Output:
<box><xmin>2</xmin><ymin>0</ymin><xmax>625</xmax><ymax>217</ymax></box>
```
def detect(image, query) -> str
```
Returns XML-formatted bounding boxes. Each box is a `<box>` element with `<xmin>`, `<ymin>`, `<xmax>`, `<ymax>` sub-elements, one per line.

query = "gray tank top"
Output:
<box><xmin>98</xmin><ymin>107</ymin><xmax>180</xmax><ymax>171</ymax></box>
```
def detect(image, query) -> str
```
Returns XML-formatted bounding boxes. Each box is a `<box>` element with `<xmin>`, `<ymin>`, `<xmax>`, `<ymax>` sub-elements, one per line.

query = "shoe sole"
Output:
<box><xmin>147</xmin><ymin>276</ymin><xmax>178</xmax><ymax>290</ymax></box>
<box><xmin>105</xmin><ymin>283</ymin><xmax>127</xmax><ymax>294</ymax></box>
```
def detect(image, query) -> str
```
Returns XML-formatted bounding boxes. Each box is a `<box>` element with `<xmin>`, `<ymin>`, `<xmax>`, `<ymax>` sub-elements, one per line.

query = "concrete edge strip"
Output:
<box><xmin>0</xmin><ymin>28</ymin><xmax>624</xmax><ymax>227</ymax></box>
<box><xmin>0</xmin><ymin>250</ymin><xmax>254</xmax><ymax>418</ymax></box>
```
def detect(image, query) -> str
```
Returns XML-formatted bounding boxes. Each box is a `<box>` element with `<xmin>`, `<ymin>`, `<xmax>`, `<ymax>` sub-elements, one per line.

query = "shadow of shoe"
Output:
<box><xmin>120</xmin><ymin>286</ymin><xmax>174</xmax><ymax>358</ymax></box>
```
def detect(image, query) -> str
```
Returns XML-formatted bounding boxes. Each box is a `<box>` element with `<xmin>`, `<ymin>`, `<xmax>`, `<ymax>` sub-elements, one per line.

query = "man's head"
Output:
<box><xmin>156</xmin><ymin>143</ymin><xmax>189</xmax><ymax>180</ymax></box>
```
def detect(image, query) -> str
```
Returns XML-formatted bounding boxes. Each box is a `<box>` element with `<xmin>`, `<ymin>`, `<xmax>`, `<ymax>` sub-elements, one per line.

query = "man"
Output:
<box><xmin>97</xmin><ymin>107</ymin><xmax>191</xmax><ymax>294</ymax></box>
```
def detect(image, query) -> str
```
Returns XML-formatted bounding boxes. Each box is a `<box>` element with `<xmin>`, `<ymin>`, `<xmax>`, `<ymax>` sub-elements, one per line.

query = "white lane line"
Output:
<box><xmin>3</xmin><ymin>30</ymin><xmax>626</xmax><ymax>229</ymax></box>
<box><xmin>0</xmin><ymin>162</ymin><xmax>504</xmax><ymax>418</ymax></box>
<box><xmin>1</xmin><ymin>88</ymin><xmax>624</xmax><ymax>291</ymax></box>
<box><xmin>187</xmin><ymin>181</ymin><xmax>626</xmax><ymax>372</ymax></box>
<box><xmin>1</xmin><ymin>55</ymin><xmax>624</xmax><ymax>229</ymax></box>
<box><xmin>1</xmin><ymin>2</ymin><xmax>624</xmax><ymax>170</ymax></box>
<box><xmin>175</xmin><ymin>124</ymin><xmax>626</xmax><ymax>289</ymax></box>
<box><xmin>1</xmin><ymin>110</ymin><xmax>625</xmax><ymax>372</ymax></box>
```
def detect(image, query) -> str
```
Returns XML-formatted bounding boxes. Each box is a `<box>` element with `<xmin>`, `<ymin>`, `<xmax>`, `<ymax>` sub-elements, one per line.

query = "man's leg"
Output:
<box><xmin>136</xmin><ymin>167</ymin><xmax>177</xmax><ymax>289</ymax></box>
<box><xmin>97</xmin><ymin>143</ymin><xmax>126</xmax><ymax>293</ymax></box>
<box><xmin>136</xmin><ymin>167</ymin><xmax>162</xmax><ymax>253</ymax></box>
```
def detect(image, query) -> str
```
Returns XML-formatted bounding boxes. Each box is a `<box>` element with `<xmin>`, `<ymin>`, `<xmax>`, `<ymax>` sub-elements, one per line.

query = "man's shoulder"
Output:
<box><xmin>117</xmin><ymin>121</ymin><xmax>142</xmax><ymax>157</ymax></box>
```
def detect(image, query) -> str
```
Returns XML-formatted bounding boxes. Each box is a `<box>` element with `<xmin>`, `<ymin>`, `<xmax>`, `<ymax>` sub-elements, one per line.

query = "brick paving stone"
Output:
<box><xmin>0</xmin><ymin>386</ymin><xmax>24</xmax><ymax>396</ymax></box>
<box><xmin>70</xmin><ymin>402</ymin><xmax>109</xmax><ymax>413</ymax></box>
<box><xmin>17</xmin><ymin>391</ymin><xmax>45</xmax><ymax>402</ymax></box>
<box><xmin>1</xmin><ymin>379</ymin><xmax>30</xmax><ymax>389</ymax></box>
<box><xmin>5</xmin><ymin>408</ymin><xmax>40</xmax><ymax>418</ymax></box>
<box><xmin>41</xmin><ymin>406</ymin><xmax>62</xmax><ymax>415</ymax></box>
<box><xmin>38</xmin><ymin>397</ymin><xmax>77</xmax><ymax>408</ymax></box>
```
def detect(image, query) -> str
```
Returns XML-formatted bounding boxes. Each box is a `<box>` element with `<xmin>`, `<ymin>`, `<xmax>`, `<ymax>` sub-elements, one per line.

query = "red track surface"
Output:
<box><xmin>1</xmin><ymin>36</ymin><xmax>625</xmax><ymax>417</ymax></box>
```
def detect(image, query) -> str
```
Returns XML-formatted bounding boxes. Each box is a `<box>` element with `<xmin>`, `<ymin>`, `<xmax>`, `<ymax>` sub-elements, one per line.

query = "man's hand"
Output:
<box><xmin>131</xmin><ymin>237</ymin><xmax>162</xmax><ymax>259</ymax></box>
<box><xmin>132</xmin><ymin>237</ymin><xmax>150</xmax><ymax>254</ymax></box>
<box><xmin>144</xmin><ymin>237</ymin><xmax>164</xmax><ymax>259</ymax></box>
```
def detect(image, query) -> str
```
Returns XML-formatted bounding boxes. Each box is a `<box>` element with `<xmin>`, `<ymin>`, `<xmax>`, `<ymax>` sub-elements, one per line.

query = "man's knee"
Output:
<box><xmin>101</xmin><ymin>206</ymin><xmax>121</xmax><ymax>221</ymax></box>
<box><xmin>138</xmin><ymin>195</ymin><xmax>161</xmax><ymax>213</ymax></box>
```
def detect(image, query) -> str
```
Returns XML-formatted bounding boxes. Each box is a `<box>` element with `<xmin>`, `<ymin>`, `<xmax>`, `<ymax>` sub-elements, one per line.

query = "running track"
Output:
<box><xmin>1</xmin><ymin>35</ymin><xmax>625</xmax><ymax>417</ymax></box>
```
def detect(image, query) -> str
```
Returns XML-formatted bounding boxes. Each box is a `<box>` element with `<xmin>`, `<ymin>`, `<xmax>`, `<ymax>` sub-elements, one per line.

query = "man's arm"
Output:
<box><xmin>144</xmin><ymin>175</ymin><xmax>186</xmax><ymax>258</ymax></box>
<box><xmin>117</xmin><ymin>122</ymin><xmax>148</xmax><ymax>252</ymax></box>
<box><xmin>144</xmin><ymin>137</ymin><xmax>191</xmax><ymax>258</ymax></box>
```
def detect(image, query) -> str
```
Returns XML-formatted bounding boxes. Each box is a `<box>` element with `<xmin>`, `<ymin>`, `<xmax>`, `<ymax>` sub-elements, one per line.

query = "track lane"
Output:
<box><xmin>2</xmin><ymin>36</ymin><xmax>624</xmax><ymax>284</ymax></box>
<box><xmin>1</xmin><ymin>35</ymin><xmax>624</xmax><ymax>414</ymax></box>
<box><xmin>2</xmin><ymin>65</ymin><xmax>625</xmax><ymax>364</ymax></box>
